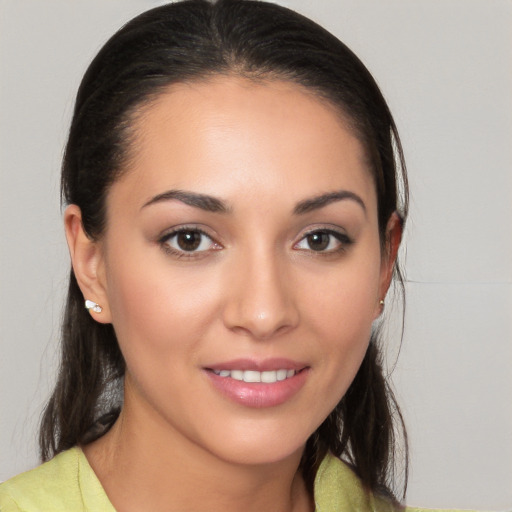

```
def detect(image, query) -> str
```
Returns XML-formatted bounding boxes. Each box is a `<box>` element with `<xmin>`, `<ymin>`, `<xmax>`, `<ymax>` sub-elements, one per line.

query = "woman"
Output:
<box><xmin>1</xmin><ymin>0</ymin><xmax>411</xmax><ymax>510</ymax></box>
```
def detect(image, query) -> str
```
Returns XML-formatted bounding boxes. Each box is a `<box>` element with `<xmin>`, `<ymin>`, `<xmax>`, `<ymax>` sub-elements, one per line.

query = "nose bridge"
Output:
<box><xmin>223</xmin><ymin>243</ymin><xmax>298</xmax><ymax>339</ymax></box>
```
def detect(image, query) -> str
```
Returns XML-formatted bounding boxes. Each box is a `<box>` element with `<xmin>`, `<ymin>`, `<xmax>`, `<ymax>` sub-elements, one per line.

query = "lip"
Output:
<box><xmin>204</xmin><ymin>358</ymin><xmax>310</xmax><ymax>408</ymax></box>
<box><xmin>205</xmin><ymin>358</ymin><xmax>308</xmax><ymax>372</ymax></box>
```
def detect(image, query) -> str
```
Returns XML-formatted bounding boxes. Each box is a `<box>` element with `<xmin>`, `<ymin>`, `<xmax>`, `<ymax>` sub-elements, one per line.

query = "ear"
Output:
<box><xmin>64</xmin><ymin>205</ymin><xmax>112</xmax><ymax>324</ymax></box>
<box><xmin>376</xmin><ymin>212</ymin><xmax>403</xmax><ymax>316</ymax></box>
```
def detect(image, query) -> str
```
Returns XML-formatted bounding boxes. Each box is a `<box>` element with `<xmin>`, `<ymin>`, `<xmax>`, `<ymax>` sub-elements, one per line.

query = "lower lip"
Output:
<box><xmin>205</xmin><ymin>369</ymin><xmax>309</xmax><ymax>408</ymax></box>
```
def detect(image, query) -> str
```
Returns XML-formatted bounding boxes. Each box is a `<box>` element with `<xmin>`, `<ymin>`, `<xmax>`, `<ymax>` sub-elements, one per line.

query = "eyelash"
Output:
<box><xmin>158</xmin><ymin>226</ymin><xmax>353</xmax><ymax>259</ymax></box>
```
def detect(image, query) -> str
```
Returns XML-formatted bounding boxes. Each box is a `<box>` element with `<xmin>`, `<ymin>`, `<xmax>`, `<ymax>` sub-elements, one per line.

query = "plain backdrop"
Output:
<box><xmin>1</xmin><ymin>1</ymin><xmax>511</xmax><ymax>509</ymax></box>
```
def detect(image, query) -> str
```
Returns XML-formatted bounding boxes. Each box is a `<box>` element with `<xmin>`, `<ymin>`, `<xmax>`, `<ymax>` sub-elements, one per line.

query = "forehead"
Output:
<box><xmin>114</xmin><ymin>77</ymin><xmax>376</xmax><ymax>213</ymax></box>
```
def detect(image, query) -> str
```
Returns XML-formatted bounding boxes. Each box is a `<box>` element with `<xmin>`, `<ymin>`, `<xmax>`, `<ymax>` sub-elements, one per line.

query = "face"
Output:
<box><xmin>77</xmin><ymin>77</ymin><xmax>395</xmax><ymax>466</ymax></box>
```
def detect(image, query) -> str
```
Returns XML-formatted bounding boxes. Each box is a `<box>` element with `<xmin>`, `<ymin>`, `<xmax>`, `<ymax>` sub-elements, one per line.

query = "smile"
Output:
<box><xmin>205</xmin><ymin>362</ymin><xmax>309</xmax><ymax>408</ymax></box>
<box><xmin>211</xmin><ymin>369</ymin><xmax>296</xmax><ymax>383</ymax></box>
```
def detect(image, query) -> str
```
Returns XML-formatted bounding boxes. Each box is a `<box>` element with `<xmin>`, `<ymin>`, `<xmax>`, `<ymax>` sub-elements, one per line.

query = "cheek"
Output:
<box><xmin>306</xmin><ymin>255</ymin><xmax>381</xmax><ymax>336</ymax></box>
<box><xmin>104</xmin><ymin>251</ymin><xmax>216</xmax><ymax>366</ymax></box>
<box><xmin>301</xmin><ymin>251</ymin><xmax>381</xmax><ymax>392</ymax></box>
<box><xmin>104</xmin><ymin>261</ymin><xmax>215</xmax><ymax>419</ymax></box>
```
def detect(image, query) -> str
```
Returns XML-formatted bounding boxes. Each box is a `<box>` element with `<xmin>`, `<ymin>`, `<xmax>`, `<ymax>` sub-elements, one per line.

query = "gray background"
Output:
<box><xmin>1</xmin><ymin>0</ymin><xmax>511</xmax><ymax>509</ymax></box>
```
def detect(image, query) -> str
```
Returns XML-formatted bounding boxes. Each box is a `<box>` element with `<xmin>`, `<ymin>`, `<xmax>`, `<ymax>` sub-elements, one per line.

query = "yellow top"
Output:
<box><xmin>0</xmin><ymin>447</ymin><xmax>476</xmax><ymax>511</ymax></box>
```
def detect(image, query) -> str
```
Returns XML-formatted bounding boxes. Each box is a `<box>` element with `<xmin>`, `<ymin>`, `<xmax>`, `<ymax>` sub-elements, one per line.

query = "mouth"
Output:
<box><xmin>204</xmin><ymin>360</ymin><xmax>309</xmax><ymax>408</ymax></box>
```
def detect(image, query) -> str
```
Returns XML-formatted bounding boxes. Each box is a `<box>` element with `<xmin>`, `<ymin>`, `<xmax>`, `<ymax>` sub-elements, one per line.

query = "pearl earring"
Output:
<box><xmin>85</xmin><ymin>299</ymin><xmax>103</xmax><ymax>313</ymax></box>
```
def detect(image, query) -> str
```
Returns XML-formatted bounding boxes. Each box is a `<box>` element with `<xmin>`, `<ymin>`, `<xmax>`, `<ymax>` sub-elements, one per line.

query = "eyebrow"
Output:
<box><xmin>142</xmin><ymin>188</ymin><xmax>366</xmax><ymax>216</ymax></box>
<box><xmin>142</xmin><ymin>190</ymin><xmax>230</xmax><ymax>213</ymax></box>
<box><xmin>293</xmin><ymin>190</ymin><xmax>367</xmax><ymax>215</ymax></box>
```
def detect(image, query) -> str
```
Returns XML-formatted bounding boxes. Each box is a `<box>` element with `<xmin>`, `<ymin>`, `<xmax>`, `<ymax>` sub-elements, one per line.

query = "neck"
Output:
<box><xmin>83</xmin><ymin>398</ymin><xmax>313</xmax><ymax>512</ymax></box>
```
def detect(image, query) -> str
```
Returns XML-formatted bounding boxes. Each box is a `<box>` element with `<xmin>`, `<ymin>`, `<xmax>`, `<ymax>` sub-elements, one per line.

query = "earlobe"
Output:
<box><xmin>64</xmin><ymin>205</ymin><xmax>112</xmax><ymax>323</ymax></box>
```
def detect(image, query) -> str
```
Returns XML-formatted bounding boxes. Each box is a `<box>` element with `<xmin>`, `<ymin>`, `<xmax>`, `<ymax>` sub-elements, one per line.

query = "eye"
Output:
<box><xmin>294</xmin><ymin>229</ymin><xmax>351</xmax><ymax>253</ymax></box>
<box><xmin>160</xmin><ymin>228</ymin><xmax>219</xmax><ymax>256</ymax></box>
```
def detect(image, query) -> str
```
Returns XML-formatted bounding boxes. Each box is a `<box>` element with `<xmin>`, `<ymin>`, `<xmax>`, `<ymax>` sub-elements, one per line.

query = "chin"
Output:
<box><xmin>198</xmin><ymin>418</ymin><xmax>314</xmax><ymax>468</ymax></box>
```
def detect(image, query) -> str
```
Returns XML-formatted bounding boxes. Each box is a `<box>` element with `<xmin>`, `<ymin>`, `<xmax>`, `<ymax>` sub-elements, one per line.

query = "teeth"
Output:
<box><xmin>231</xmin><ymin>370</ymin><xmax>244</xmax><ymax>381</ymax></box>
<box><xmin>243</xmin><ymin>370</ymin><xmax>261</xmax><ymax>383</ymax></box>
<box><xmin>261</xmin><ymin>371</ymin><xmax>276</xmax><ymax>383</ymax></box>
<box><xmin>212</xmin><ymin>369</ymin><xmax>297</xmax><ymax>383</ymax></box>
<box><xmin>276</xmin><ymin>369</ymin><xmax>287</xmax><ymax>381</ymax></box>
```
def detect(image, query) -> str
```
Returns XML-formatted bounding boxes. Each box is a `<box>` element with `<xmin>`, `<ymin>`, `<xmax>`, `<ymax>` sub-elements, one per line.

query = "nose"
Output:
<box><xmin>222</xmin><ymin>250</ymin><xmax>300</xmax><ymax>340</ymax></box>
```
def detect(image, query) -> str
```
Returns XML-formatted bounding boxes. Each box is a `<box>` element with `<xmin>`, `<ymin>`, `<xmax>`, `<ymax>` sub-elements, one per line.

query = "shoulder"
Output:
<box><xmin>0</xmin><ymin>447</ymin><xmax>114</xmax><ymax>512</ymax></box>
<box><xmin>314</xmin><ymin>452</ymin><xmax>398</xmax><ymax>512</ymax></box>
<box><xmin>313</xmin><ymin>454</ymin><xmax>479</xmax><ymax>512</ymax></box>
<box><xmin>0</xmin><ymin>447</ymin><xmax>83</xmax><ymax>511</ymax></box>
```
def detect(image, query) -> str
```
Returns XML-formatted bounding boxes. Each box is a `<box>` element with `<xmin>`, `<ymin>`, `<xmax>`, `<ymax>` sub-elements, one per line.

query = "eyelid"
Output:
<box><xmin>295</xmin><ymin>224</ymin><xmax>352</xmax><ymax>241</ymax></box>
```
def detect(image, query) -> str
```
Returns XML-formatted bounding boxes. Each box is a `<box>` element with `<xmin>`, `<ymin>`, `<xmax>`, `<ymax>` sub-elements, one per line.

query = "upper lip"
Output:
<box><xmin>204</xmin><ymin>358</ymin><xmax>308</xmax><ymax>372</ymax></box>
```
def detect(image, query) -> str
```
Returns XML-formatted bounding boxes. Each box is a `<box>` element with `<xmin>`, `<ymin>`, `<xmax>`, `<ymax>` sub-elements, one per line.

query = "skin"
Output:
<box><xmin>65</xmin><ymin>77</ymin><xmax>401</xmax><ymax>512</ymax></box>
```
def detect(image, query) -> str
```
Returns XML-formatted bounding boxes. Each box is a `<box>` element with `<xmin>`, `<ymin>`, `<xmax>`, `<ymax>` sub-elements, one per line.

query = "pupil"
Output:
<box><xmin>177</xmin><ymin>231</ymin><xmax>201</xmax><ymax>251</ymax></box>
<box><xmin>307</xmin><ymin>232</ymin><xmax>329</xmax><ymax>251</ymax></box>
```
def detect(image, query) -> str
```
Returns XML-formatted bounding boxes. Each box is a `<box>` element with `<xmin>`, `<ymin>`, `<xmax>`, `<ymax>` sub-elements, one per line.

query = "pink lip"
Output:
<box><xmin>203</xmin><ymin>359</ymin><xmax>310</xmax><ymax>409</ymax></box>
<box><xmin>205</xmin><ymin>358</ymin><xmax>308</xmax><ymax>372</ymax></box>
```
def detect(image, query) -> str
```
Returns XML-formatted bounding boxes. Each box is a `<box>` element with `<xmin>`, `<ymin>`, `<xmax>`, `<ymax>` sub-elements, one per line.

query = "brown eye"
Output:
<box><xmin>306</xmin><ymin>232</ymin><xmax>330</xmax><ymax>251</ymax></box>
<box><xmin>176</xmin><ymin>231</ymin><xmax>202</xmax><ymax>251</ymax></box>
<box><xmin>161</xmin><ymin>228</ymin><xmax>217</xmax><ymax>255</ymax></box>
<box><xmin>294</xmin><ymin>229</ymin><xmax>352</xmax><ymax>253</ymax></box>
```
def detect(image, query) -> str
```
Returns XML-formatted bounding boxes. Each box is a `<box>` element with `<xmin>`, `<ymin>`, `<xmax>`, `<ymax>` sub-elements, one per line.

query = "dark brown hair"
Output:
<box><xmin>40</xmin><ymin>0</ymin><xmax>409</xmax><ymax>502</ymax></box>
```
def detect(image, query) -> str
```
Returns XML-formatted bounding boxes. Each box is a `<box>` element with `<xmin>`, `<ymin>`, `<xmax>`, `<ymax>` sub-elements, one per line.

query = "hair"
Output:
<box><xmin>40</xmin><ymin>0</ymin><xmax>409</xmax><ymax>503</ymax></box>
